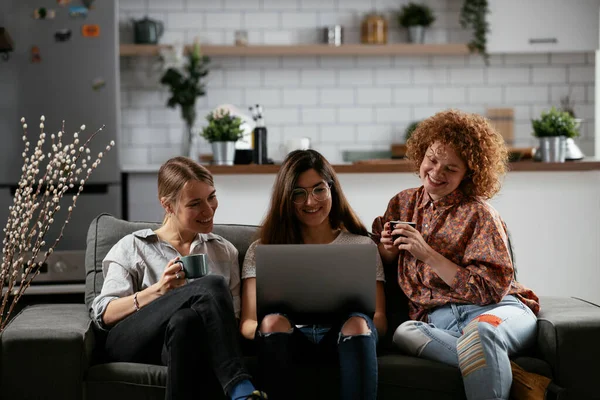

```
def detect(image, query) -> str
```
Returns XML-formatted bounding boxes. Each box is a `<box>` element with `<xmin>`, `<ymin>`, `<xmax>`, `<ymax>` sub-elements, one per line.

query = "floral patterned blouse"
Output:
<box><xmin>372</xmin><ymin>186</ymin><xmax>540</xmax><ymax>322</ymax></box>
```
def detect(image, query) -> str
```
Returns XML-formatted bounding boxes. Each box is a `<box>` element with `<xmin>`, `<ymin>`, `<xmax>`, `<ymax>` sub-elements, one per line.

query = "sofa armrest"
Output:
<box><xmin>1</xmin><ymin>304</ymin><xmax>94</xmax><ymax>400</ymax></box>
<box><xmin>536</xmin><ymin>296</ymin><xmax>600</xmax><ymax>399</ymax></box>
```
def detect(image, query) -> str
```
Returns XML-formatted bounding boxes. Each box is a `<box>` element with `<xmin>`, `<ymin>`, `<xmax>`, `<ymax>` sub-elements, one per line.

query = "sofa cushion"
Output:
<box><xmin>84</xmin><ymin>213</ymin><xmax>259</xmax><ymax>312</ymax></box>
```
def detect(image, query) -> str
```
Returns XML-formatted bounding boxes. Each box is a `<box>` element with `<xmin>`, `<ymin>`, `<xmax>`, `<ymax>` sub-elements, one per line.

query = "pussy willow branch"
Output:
<box><xmin>0</xmin><ymin>117</ymin><xmax>114</xmax><ymax>331</ymax></box>
<box><xmin>11</xmin><ymin>126</ymin><xmax>107</xmax><ymax>308</ymax></box>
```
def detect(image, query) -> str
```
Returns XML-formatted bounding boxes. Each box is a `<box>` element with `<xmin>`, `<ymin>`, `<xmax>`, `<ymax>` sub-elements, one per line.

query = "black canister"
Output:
<box><xmin>253</xmin><ymin>126</ymin><xmax>268</xmax><ymax>164</ymax></box>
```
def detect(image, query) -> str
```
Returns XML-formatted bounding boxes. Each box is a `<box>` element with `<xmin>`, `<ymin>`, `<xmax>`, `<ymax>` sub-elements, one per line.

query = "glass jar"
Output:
<box><xmin>361</xmin><ymin>13</ymin><xmax>388</xmax><ymax>45</ymax></box>
<box><xmin>234</xmin><ymin>30</ymin><xmax>248</xmax><ymax>46</ymax></box>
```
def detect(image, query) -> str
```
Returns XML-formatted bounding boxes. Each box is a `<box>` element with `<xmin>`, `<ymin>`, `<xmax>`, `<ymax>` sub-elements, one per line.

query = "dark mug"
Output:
<box><xmin>389</xmin><ymin>221</ymin><xmax>416</xmax><ymax>242</ymax></box>
<box><xmin>175</xmin><ymin>254</ymin><xmax>209</xmax><ymax>279</ymax></box>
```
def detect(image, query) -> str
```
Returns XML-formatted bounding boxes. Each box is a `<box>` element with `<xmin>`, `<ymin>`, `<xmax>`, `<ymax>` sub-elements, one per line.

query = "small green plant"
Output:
<box><xmin>460</xmin><ymin>0</ymin><xmax>490</xmax><ymax>65</ymax></box>
<box><xmin>398</xmin><ymin>2</ymin><xmax>436</xmax><ymax>27</ymax></box>
<box><xmin>200</xmin><ymin>108</ymin><xmax>244</xmax><ymax>143</ymax></box>
<box><xmin>531</xmin><ymin>107</ymin><xmax>579</xmax><ymax>138</ymax></box>
<box><xmin>404</xmin><ymin>120</ymin><xmax>421</xmax><ymax>142</ymax></box>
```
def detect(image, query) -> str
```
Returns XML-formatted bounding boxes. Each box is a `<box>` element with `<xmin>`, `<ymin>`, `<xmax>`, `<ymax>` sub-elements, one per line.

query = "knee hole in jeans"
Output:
<box><xmin>340</xmin><ymin>315</ymin><xmax>370</xmax><ymax>336</ymax></box>
<box><xmin>259</xmin><ymin>313</ymin><xmax>292</xmax><ymax>334</ymax></box>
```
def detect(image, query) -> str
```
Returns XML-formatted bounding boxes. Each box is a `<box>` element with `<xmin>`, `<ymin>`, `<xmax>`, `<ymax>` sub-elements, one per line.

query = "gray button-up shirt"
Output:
<box><xmin>91</xmin><ymin>229</ymin><xmax>240</xmax><ymax>330</ymax></box>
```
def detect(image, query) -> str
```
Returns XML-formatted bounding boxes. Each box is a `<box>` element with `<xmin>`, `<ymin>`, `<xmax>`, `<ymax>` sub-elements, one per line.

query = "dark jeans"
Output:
<box><xmin>104</xmin><ymin>275</ymin><xmax>251</xmax><ymax>400</ymax></box>
<box><xmin>255</xmin><ymin>312</ymin><xmax>378</xmax><ymax>400</ymax></box>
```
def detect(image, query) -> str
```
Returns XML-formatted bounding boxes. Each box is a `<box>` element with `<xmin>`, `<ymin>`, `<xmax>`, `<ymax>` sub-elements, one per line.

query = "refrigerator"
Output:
<box><xmin>0</xmin><ymin>0</ymin><xmax>121</xmax><ymax>292</ymax></box>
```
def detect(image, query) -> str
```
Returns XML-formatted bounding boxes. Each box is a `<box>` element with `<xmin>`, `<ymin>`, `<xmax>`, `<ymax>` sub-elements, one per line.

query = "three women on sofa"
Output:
<box><xmin>240</xmin><ymin>149</ymin><xmax>387</xmax><ymax>400</ymax></box>
<box><xmin>373</xmin><ymin>109</ymin><xmax>540</xmax><ymax>400</ymax></box>
<box><xmin>90</xmin><ymin>156</ymin><xmax>267</xmax><ymax>400</ymax></box>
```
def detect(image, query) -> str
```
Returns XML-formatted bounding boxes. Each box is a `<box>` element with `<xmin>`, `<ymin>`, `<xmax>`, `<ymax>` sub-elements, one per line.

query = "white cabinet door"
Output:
<box><xmin>488</xmin><ymin>0</ymin><xmax>599</xmax><ymax>53</ymax></box>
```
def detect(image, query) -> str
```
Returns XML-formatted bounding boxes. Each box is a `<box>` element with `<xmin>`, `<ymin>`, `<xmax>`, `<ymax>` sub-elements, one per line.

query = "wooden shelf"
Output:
<box><xmin>119</xmin><ymin>43</ymin><xmax>471</xmax><ymax>57</ymax></box>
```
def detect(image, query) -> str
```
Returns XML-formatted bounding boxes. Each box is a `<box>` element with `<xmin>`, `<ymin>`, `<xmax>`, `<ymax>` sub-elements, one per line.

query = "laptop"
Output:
<box><xmin>255</xmin><ymin>244</ymin><xmax>377</xmax><ymax>325</ymax></box>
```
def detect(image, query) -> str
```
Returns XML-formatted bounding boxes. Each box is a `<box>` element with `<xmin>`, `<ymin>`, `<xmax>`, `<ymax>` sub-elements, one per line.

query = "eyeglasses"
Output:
<box><xmin>291</xmin><ymin>182</ymin><xmax>331</xmax><ymax>204</ymax></box>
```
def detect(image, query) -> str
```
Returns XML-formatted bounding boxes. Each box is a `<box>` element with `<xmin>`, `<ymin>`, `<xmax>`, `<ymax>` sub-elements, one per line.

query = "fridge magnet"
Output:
<box><xmin>57</xmin><ymin>0</ymin><xmax>72</xmax><ymax>6</ymax></box>
<box><xmin>69</xmin><ymin>6</ymin><xmax>88</xmax><ymax>18</ymax></box>
<box><xmin>31</xmin><ymin>46</ymin><xmax>41</xmax><ymax>63</ymax></box>
<box><xmin>33</xmin><ymin>8</ymin><xmax>56</xmax><ymax>19</ymax></box>
<box><xmin>81</xmin><ymin>24</ymin><xmax>100</xmax><ymax>37</ymax></box>
<box><xmin>82</xmin><ymin>0</ymin><xmax>95</xmax><ymax>8</ymax></box>
<box><xmin>92</xmin><ymin>77</ymin><xmax>106</xmax><ymax>91</ymax></box>
<box><xmin>54</xmin><ymin>29</ymin><xmax>72</xmax><ymax>42</ymax></box>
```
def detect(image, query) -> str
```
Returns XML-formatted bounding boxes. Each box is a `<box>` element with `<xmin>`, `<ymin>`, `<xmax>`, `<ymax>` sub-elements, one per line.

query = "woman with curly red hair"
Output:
<box><xmin>372</xmin><ymin>109</ymin><xmax>540</xmax><ymax>400</ymax></box>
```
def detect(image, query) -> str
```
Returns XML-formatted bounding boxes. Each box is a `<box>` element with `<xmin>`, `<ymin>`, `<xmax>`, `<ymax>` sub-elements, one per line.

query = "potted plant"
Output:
<box><xmin>531</xmin><ymin>107</ymin><xmax>579</xmax><ymax>163</ymax></box>
<box><xmin>460</xmin><ymin>0</ymin><xmax>490</xmax><ymax>65</ymax></box>
<box><xmin>200</xmin><ymin>108</ymin><xmax>244</xmax><ymax>166</ymax></box>
<box><xmin>397</xmin><ymin>2</ymin><xmax>435</xmax><ymax>43</ymax></box>
<box><xmin>159</xmin><ymin>40</ymin><xmax>209</xmax><ymax>158</ymax></box>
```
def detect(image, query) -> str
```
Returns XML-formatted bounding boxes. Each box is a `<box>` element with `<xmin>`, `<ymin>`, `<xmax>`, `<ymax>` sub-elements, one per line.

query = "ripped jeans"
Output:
<box><xmin>392</xmin><ymin>295</ymin><xmax>537</xmax><ymax>400</ymax></box>
<box><xmin>255</xmin><ymin>312</ymin><xmax>378</xmax><ymax>400</ymax></box>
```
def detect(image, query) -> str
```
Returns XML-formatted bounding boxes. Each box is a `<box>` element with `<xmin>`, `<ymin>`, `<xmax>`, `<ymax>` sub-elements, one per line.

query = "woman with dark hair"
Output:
<box><xmin>240</xmin><ymin>149</ymin><xmax>386</xmax><ymax>400</ymax></box>
<box><xmin>373</xmin><ymin>110</ymin><xmax>540</xmax><ymax>400</ymax></box>
<box><xmin>91</xmin><ymin>156</ymin><xmax>267</xmax><ymax>400</ymax></box>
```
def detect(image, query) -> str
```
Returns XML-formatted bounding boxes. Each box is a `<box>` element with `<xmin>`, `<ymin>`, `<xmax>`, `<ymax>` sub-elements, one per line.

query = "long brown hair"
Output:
<box><xmin>157</xmin><ymin>156</ymin><xmax>214</xmax><ymax>224</ymax></box>
<box><xmin>260</xmin><ymin>149</ymin><xmax>368</xmax><ymax>244</ymax></box>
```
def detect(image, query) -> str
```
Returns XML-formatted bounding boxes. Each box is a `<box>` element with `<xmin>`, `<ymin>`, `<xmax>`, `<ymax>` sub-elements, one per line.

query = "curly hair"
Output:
<box><xmin>405</xmin><ymin>109</ymin><xmax>508</xmax><ymax>199</ymax></box>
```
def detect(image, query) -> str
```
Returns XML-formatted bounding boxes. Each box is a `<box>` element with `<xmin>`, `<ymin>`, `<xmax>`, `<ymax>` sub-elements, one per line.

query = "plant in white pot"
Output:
<box><xmin>397</xmin><ymin>2</ymin><xmax>436</xmax><ymax>44</ymax></box>
<box><xmin>531</xmin><ymin>107</ymin><xmax>579</xmax><ymax>163</ymax></box>
<box><xmin>200</xmin><ymin>108</ymin><xmax>244</xmax><ymax>166</ymax></box>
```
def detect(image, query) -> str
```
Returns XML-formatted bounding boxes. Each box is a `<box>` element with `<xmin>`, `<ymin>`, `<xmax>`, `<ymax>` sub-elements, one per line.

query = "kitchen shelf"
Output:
<box><xmin>119</xmin><ymin>43</ymin><xmax>471</xmax><ymax>57</ymax></box>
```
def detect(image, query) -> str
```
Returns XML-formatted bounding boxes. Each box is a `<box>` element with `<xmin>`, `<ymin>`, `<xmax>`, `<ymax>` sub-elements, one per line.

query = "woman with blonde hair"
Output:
<box><xmin>240</xmin><ymin>149</ymin><xmax>386</xmax><ymax>400</ymax></box>
<box><xmin>373</xmin><ymin>110</ymin><xmax>539</xmax><ymax>400</ymax></box>
<box><xmin>91</xmin><ymin>156</ymin><xmax>267</xmax><ymax>400</ymax></box>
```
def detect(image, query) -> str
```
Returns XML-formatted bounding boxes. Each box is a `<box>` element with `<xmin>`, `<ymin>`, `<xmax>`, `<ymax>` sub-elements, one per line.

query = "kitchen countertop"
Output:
<box><xmin>122</xmin><ymin>159</ymin><xmax>600</xmax><ymax>174</ymax></box>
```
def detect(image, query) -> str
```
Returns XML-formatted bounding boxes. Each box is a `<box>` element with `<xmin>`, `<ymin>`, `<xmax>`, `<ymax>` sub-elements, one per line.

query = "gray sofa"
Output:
<box><xmin>2</xmin><ymin>213</ymin><xmax>600</xmax><ymax>399</ymax></box>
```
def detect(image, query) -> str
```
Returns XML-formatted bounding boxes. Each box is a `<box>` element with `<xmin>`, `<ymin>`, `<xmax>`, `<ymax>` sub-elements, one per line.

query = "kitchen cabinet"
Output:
<box><xmin>488</xmin><ymin>0</ymin><xmax>599</xmax><ymax>53</ymax></box>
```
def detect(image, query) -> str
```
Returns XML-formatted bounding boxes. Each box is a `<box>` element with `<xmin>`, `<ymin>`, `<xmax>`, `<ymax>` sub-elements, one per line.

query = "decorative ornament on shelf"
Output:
<box><xmin>0</xmin><ymin>116</ymin><xmax>115</xmax><ymax>331</ymax></box>
<box><xmin>460</xmin><ymin>0</ymin><xmax>490</xmax><ymax>65</ymax></box>
<box><xmin>200</xmin><ymin>107</ymin><xmax>244</xmax><ymax>166</ymax></box>
<box><xmin>397</xmin><ymin>2</ymin><xmax>436</xmax><ymax>44</ymax></box>
<box><xmin>159</xmin><ymin>40</ymin><xmax>210</xmax><ymax>159</ymax></box>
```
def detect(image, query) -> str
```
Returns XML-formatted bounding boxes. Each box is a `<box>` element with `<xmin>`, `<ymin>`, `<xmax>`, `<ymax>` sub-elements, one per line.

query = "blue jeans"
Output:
<box><xmin>255</xmin><ymin>312</ymin><xmax>378</xmax><ymax>400</ymax></box>
<box><xmin>392</xmin><ymin>295</ymin><xmax>537</xmax><ymax>400</ymax></box>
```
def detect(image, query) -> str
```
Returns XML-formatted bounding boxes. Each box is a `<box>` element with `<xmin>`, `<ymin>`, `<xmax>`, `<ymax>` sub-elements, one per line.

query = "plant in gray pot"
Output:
<box><xmin>397</xmin><ymin>2</ymin><xmax>436</xmax><ymax>44</ymax></box>
<box><xmin>531</xmin><ymin>107</ymin><xmax>579</xmax><ymax>163</ymax></box>
<box><xmin>200</xmin><ymin>108</ymin><xmax>244</xmax><ymax>166</ymax></box>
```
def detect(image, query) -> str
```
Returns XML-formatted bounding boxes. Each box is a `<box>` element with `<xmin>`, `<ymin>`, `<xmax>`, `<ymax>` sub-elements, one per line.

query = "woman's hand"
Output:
<box><xmin>392</xmin><ymin>224</ymin><xmax>434</xmax><ymax>263</ymax></box>
<box><xmin>153</xmin><ymin>257</ymin><xmax>187</xmax><ymax>296</ymax></box>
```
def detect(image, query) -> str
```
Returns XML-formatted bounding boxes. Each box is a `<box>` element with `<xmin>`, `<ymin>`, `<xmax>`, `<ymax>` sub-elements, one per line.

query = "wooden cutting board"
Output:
<box><xmin>487</xmin><ymin>108</ymin><xmax>514</xmax><ymax>144</ymax></box>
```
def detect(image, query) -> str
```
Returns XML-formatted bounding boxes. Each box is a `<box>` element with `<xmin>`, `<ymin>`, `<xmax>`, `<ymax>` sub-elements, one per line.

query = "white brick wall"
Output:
<box><xmin>120</xmin><ymin>0</ymin><xmax>596</xmax><ymax>166</ymax></box>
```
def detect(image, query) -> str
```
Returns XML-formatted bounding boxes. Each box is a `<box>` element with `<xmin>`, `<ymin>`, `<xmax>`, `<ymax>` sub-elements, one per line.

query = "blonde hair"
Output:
<box><xmin>157</xmin><ymin>157</ymin><xmax>214</xmax><ymax>224</ymax></box>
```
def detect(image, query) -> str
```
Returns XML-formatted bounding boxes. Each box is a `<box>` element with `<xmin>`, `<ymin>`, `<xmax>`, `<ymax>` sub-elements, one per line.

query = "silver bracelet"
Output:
<box><xmin>133</xmin><ymin>292</ymin><xmax>140</xmax><ymax>311</ymax></box>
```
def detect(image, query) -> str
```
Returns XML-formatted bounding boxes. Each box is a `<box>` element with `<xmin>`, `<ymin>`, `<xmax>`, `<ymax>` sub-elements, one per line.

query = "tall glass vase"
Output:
<box><xmin>180</xmin><ymin>106</ymin><xmax>196</xmax><ymax>158</ymax></box>
<box><xmin>181</xmin><ymin>122</ymin><xmax>193</xmax><ymax>158</ymax></box>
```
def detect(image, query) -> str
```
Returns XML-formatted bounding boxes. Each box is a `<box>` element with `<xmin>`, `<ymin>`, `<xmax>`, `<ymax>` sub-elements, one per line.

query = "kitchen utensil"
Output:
<box><xmin>132</xmin><ymin>16</ymin><xmax>164</xmax><ymax>44</ymax></box>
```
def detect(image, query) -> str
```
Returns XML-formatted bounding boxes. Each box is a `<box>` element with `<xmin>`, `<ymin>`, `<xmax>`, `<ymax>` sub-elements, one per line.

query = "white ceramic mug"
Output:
<box><xmin>279</xmin><ymin>137</ymin><xmax>311</xmax><ymax>159</ymax></box>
